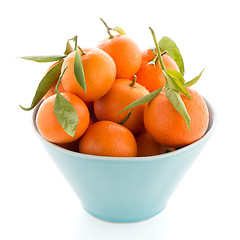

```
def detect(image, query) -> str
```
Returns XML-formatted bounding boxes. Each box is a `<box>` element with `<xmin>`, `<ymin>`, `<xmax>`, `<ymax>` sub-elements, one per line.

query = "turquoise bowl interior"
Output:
<box><xmin>33</xmin><ymin>100</ymin><xmax>215</xmax><ymax>223</ymax></box>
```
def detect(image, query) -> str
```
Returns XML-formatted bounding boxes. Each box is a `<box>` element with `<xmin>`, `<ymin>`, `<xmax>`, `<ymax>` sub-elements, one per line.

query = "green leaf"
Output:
<box><xmin>159</xmin><ymin>36</ymin><xmax>185</xmax><ymax>75</ymax></box>
<box><xmin>74</xmin><ymin>50</ymin><xmax>86</xmax><ymax>92</ymax></box>
<box><xmin>163</xmin><ymin>70</ymin><xmax>180</xmax><ymax>91</ymax></box>
<box><xmin>120</xmin><ymin>87</ymin><xmax>163</xmax><ymax>114</ymax></box>
<box><xmin>64</xmin><ymin>40</ymin><xmax>74</xmax><ymax>55</ymax></box>
<box><xmin>20</xmin><ymin>60</ymin><xmax>63</xmax><ymax>111</ymax></box>
<box><xmin>165</xmin><ymin>82</ymin><xmax>191</xmax><ymax>131</ymax></box>
<box><xmin>113</xmin><ymin>26</ymin><xmax>126</xmax><ymax>35</ymax></box>
<box><xmin>54</xmin><ymin>93</ymin><xmax>78</xmax><ymax>137</ymax></box>
<box><xmin>120</xmin><ymin>108</ymin><xmax>134</xmax><ymax>125</ymax></box>
<box><xmin>173</xmin><ymin>77</ymin><xmax>191</xmax><ymax>99</ymax></box>
<box><xmin>167</xmin><ymin>69</ymin><xmax>185</xmax><ymax>83</ymax></box>
<box><xmin>184</xmin><ymin>68</ymin><xmax>205</xmax><ymax>88</ymax></box>
<box><xmin>165</xmin><ymin>70</ymin><xmax>191</xmax><ymax>99</ymax></box>
<box><xmin>20</xmin><ymin>55</ymin><xmax>66</xmax><ymax>62</ymax></box>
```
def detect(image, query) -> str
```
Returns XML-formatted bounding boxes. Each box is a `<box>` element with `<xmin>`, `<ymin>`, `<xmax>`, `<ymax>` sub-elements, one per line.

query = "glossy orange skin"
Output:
<box><xmin>79</xmin><ymin>121</ymin><xmax>137</xmax><ymax>157</ymax></box>
<box><xmin>94</xmin><ymin>79</ymin><xmax>149</xmax><ymax>134</ymax></box>
<box><xmin>136</xmin><ymin>132</ymin><xmax>175</xmax><ymax>157</ymax></box>
<box><xmin>135</xmin><ymin>49</ymin><xmax>179</xmax><ymax>92</ymax></box>
<box><xmin>36</xmin><ymin>92</ymin><xmax>90</xmax><ymax>144</ymax></box>
<box><xmin>61</xmin><ymin>48</ymin><xmax>116</xmax><ymax>102</ymax></box>
<box><xmin>144</xmin><ymin>88</ymin><xmax>209</xmax><ymax>148</ymax></box>
<box><xmin>97</xmin><ymin>35</ymin><xmax>142</xmax><ymax>79</ymax></box>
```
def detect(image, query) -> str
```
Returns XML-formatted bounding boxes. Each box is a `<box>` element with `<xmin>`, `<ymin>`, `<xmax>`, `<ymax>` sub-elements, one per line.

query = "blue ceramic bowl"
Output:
<box><xmin>33</xmin><ymin>100</ymin><xmax>215</xmax><ymax>223</ymax></box>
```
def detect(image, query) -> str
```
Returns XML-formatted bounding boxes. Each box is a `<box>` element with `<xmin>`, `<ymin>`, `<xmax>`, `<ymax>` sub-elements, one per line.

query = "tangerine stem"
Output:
<box><xmin>73</xmin><ymin>36</ymin><xmax>78</xmax><ymax>51</ymax></box>
<box><xmin>78</xmin><ymin>46</ymin><xmax>85</xmax><ymax>55</ymax></box>
<box><xmin>100</xmin><ymin>18</ymin><xmax>114</xmax><ymax>39</ymax></box>
<box><xmin>129</xmin><ymin>75</ymin><xmax>137</xmax><ymax>88</ymax></box>
<box><xmin>73</xmin><ymin>35</ymin><xmax>85</xmax><ymax>55</ymax></box>
<box><xmin>161</xmin><ymin>51</ymin><xmax>167</xmax><ymax>56</ymax></box>
<box><xmin>149</xmin><ymin>27</ymin><xmax>166</xmax><ymax>71</ymax></box>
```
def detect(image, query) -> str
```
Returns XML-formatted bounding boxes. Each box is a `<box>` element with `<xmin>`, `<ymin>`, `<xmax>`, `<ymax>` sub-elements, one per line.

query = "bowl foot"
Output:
<box><xmin>82</xmin><ymin>205</ymin><xmax>167</xmax><ymax>224</ymax></box>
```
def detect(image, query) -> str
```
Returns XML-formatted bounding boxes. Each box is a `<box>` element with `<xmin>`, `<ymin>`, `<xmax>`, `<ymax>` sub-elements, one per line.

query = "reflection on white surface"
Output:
<box><xmin>75</xmin><ymin>207</ymin><xmax>168</xmax><ymax>240</ymax></box>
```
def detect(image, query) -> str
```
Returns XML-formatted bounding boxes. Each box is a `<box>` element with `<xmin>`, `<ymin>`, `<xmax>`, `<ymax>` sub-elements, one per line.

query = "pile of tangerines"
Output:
<box><xmin>20</xmin><ymin>19</ymin><xmax>209</xmax><ymax>157</ymax></box>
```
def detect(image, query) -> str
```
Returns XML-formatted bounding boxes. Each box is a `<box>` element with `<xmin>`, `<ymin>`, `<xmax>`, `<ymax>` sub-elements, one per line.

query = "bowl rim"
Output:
<box><xmin>32</xmin><ymin>98</ymin><xmax>216</xmax><ymax>162</ymax></box>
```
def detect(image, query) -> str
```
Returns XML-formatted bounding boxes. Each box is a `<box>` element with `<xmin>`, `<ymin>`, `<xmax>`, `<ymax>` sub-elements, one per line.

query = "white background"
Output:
<box><xmin>1</xmin><ymin>0</ymin><xmax>240</xmax><ymax>239</ymax></box>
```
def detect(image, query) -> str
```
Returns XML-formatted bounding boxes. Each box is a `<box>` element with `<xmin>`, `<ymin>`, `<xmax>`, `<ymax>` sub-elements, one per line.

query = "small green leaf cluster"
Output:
<box><xmin>120</xmin><ymin>28</ymin><xmax>204</xmax><ymax>131</ymax></box>
<box><xmin>19</xmin><ymin>36</ymin><xmax>86</xmax><ymax>137</ymax></box>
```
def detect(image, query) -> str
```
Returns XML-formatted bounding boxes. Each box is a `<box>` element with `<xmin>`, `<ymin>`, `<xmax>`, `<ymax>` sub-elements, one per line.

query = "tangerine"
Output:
<box><xmin>135</xmin><ymin>49</ymin><xmax>179</xmax><ymax>92</ymax></box>
<box><xmin>144</xmin><ymin>88</ymin><xmax>209</xmax><ymax>147</ymax></box>
<box><xmin>79</xmin><ymin>121</ymin><xmax>137</xmax><ymax>157</ymax></box>
<box><xmin>36</xmin><ymin>92</ymin><xmax>90</xmax><ymax>144</ymax></box>
<box><xmin>61</xmin><ymin>48</ymin><xmax>116</xmax><ymax>102</ymax></box>
<box><xmin>135</xmin><ymin>131</ymin><xmax>175</xmax><ymax>157</ymax></box>
<box><xmin>94</xmin><ymin>78</ymin><xmax>149</xmax><ymax>134</ymax></box>
<box><xmin>97</xmin><ymin>35</ymin><xmax>142</xmax><ymax>79</ymax></box>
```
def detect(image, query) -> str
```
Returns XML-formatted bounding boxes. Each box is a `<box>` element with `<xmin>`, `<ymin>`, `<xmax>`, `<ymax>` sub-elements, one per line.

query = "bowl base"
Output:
<box><xmin>82</xmin><ymin>205</ymin><xmax>167</xmax><ymax>224</ymax></box>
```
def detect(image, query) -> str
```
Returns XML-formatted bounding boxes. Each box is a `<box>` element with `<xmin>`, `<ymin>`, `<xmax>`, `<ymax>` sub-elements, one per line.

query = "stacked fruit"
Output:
<box><xmin>20</xmin><ymin>19</ymin><xmax>209</xmax><ymax>157</ymax></box>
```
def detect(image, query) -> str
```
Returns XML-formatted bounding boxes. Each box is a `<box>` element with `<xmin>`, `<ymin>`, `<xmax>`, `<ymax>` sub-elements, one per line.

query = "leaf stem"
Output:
<box><xmin>120</xmin><ymin>108</ymin><xmax>134</xmax><ymax>125</ymax></box>
<box><xmin>149</xmin><ymin>27</ymin><xmax>166</xmax><ymax>71</ymax></box>
<box><xmin>55</xmin><ymin>63</ymin><xmax>69</xmax><ymax>93</ymax></box>
<box><xmin>100</xmin><ymin>18</ymin><xmax>114</xmax><ymax>39</ymax></box>
<box><xmin>119</xmin><ymin>87</ymin><xmax>163</xmax><ymax>114</ymax></box>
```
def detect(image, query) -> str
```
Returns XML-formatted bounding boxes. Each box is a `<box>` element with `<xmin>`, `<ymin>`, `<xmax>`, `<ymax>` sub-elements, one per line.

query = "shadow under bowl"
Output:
<box><xmin>33</xmin><ymin>99</ymin><xmax>215</xmax><ymax>223</ymax></box>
